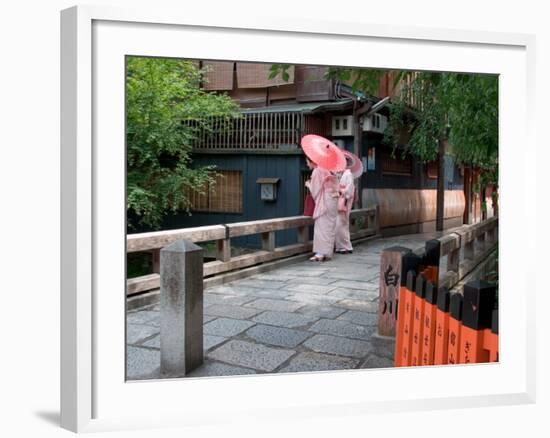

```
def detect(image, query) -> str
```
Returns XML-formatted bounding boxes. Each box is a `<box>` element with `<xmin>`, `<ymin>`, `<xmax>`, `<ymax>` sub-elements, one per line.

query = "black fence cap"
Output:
<box><xmin>406</xmin><ymin>270</ymin><xmax>417</xmax><ymax>292</ymax></box>
<box><xmin>415</xmin><ymin>275</ymin><xmax>426</xmax><ymax>298</ymax></box>
<box><xmin>401</xmin><ymin>252</ymin><xmax>422</xmax><ymax>286</ymax></box>
<box><xmin>450</xmin><ymin>293</ymin><xmax>463</xmax><ymax>320</ymax></box>
<box><xmin>437</xmin><ymin>287</ymin><xmax>451</xmax><ymax>312</ymax></box>
<box><xmin>425</xmin><ymin>281</ymin><xmax>438</xmax><ymax>305</ymax></box>
<box><xmin>424</xmin><ymin>240</ymin><xmax>441</xmax><ymax>267</ymax></box>
<box><xmin>462</xmin><ymin>281</ymin><xmax>497</xmax><ymax>330</ymax></box>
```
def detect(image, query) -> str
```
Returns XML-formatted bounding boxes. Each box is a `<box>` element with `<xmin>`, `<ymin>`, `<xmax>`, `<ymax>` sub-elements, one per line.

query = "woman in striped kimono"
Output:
<box><xmin>305</xmin><ymin>157</ymin><xmax>340</xmax><ymax>262</ymax></box>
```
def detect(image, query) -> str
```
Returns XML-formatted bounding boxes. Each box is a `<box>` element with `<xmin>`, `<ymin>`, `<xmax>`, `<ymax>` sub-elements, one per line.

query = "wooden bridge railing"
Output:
<box><xmin>427</xmin><ymin>215</ymin><xmax>498</xmax><ymax>290</ymax></box>
<box><xmin>127</xmin><ymin>207</ymin><xmax>379</xmax><ymax>297</ymax></box>
<box><xmin>377</xmin><ymin>216</ymin><xmax>498</xmax><ymax>338</ymax></box>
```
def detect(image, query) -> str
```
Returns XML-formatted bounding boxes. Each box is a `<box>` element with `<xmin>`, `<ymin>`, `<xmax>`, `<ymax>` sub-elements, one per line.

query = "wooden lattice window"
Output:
<box><xmin>187</xmin><ymin>170</ymin><xmax>243</xmax><ymax>213</ymax></box>
<box><xmin>201</xmin><ymin>61</ymin><xmax>235</xmax><ymax>91</ymax></box>
<box><xmin>380</xmin><ymin>148</ymin><xmax>413</xmax><ymax>176</ymax></box>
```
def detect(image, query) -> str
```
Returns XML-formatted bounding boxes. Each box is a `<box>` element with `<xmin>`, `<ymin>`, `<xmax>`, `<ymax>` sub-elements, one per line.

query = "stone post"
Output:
<box><xmin>160</xmin><ymin>239</ymin><xmax>204</xmax><ymax>377</ymax></box>
<box><xmin>378</xmin><ymin>246</ymin><xmax>411</xmax><ymax>337</ymax></box>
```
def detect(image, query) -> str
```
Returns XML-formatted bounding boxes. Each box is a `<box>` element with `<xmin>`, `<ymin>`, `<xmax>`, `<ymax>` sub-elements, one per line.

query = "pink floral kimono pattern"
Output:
<box><xmin>309</xmin><ymin>167</ymin><xmax>339</xmax><ymax>258</ymax></box>
<box><xmin>335</xmin><ymin>169</ymin><xmax>355</xmax><ymax>251</ymax></box>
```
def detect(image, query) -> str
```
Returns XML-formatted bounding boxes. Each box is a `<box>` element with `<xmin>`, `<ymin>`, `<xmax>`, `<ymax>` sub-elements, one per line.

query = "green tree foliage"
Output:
<box><xmin>387</xmin><ymin>72</ymin><xmax>498</xmax><ymax>184</ymax></box>
<box><xmin>126</xmin><ymin>57</ymin><xmax>240</xmax><ymax>230</ymax></box>
<box><xmin>325</xmin><ymin>68</ymin><xmax>498</xmax><ymax>181</ymax></box>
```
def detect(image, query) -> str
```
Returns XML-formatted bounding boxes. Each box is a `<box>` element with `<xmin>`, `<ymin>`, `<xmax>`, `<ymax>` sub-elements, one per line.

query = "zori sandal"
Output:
<box><xmin>309</xmin><ymin>255</ymin><xmax>328</xmax><ymax>262</ymax></box>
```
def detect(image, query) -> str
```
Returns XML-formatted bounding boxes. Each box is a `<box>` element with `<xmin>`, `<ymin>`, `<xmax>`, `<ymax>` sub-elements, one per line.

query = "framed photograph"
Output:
<box><xmin>61</xmin><ymin>5</ymin><xmax>536</xmax><ymax>433</ymax></box>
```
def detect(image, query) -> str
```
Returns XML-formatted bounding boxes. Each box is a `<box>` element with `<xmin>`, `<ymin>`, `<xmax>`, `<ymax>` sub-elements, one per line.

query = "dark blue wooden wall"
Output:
<box><xmin>163</xmin><ymin>153</ymin><xmax>304</xmax><ymax>248</ymax></box>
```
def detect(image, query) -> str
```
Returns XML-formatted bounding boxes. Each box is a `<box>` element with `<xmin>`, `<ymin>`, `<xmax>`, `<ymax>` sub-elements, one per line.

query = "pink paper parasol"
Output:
<box><xmin>300</xmin><ymin>135</ymin><xmax>346</xmax><ymax>172</ymax></box>
<box><xmin>342</xmin><ymin>149</ymin><xmax>364</xmax><ymax>179</ymax></box>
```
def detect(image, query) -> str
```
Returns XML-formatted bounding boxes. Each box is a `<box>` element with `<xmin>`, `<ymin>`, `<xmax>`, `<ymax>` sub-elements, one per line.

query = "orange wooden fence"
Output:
<box><xmin>394</xmin><ymin>275</ymin><xmax>498</xmax><ymax>367</ymax></box>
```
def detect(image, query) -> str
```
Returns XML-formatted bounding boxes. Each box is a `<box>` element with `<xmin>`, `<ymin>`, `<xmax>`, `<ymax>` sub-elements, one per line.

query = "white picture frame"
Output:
<box><xmin>60</xmin><ymin>5</ymin><xmax>536</xmax><ymax>433</ymax></box>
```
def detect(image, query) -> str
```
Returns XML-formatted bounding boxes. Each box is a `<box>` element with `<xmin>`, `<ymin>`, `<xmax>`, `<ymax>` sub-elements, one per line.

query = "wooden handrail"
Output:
<box><xmin>127</xmin><ymin>208</ymin><xmax>377</xmax><ymax>253</ymax></box>
<box><xmin>126</xmin><ymin>207</ymin><xmax>379</xmax><ymax>296</ymax></box>
<box><xmin>428</xmin><ymin>217</ymin><xmax>498</xmax><ymax>289</ymax></box>
<box><xmin>127</xmin><ymin>225</ymin><xmax>226</xmax><ymax>253</ymax></box>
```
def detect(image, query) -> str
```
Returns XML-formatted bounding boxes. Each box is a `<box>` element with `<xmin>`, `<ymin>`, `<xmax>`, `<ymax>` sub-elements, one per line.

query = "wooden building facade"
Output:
<box><xmin>161</xmin><ymin>61</ymin><xmax>493</xmax><ymax>247</ymax></box>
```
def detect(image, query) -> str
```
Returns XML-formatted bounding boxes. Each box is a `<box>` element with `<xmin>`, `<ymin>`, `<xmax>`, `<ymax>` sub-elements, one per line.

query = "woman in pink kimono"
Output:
<box><xmin>334</xmin><ymin>168</ymin><xmax>355</xmax><ymax>254</ymax></box>
<box><xmin>305</xmin><ymin>157</ymin><xmax>340</xmax><ymax>261</ymax></box>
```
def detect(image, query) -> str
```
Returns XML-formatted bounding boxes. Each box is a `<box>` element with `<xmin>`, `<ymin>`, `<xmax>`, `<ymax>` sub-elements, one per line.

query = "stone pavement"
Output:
<box><xmin>127</xmin><ymin>231</ymin><xmax>448</xmax><ymax>380</ymax></box>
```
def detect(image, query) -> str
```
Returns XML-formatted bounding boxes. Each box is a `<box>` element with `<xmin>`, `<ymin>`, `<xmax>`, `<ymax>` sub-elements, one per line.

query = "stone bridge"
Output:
<box><xmin>126</xmin><ymin>225</ymin><xmax>493</xmax><ymax>380</ymax></box>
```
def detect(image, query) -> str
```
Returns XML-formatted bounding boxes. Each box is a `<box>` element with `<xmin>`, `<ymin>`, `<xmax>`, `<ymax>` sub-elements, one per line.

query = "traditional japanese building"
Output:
<box><xmin>163</xmin><ymin>61</ymin><xmax>492</xmax><ymax>247</ymax></box>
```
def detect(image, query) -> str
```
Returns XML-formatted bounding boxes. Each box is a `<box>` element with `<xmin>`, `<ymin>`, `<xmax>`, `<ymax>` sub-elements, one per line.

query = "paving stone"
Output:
<box><xmin>282</xmin><ymin>283</ymin><xmax>338</xmax><ymax>295</ymax></box>
<box><xmin>278</xmin><ymin>352</ymin><xmax>360</xmax><ymax>373</ymax></box>
<box><xmin>308</xmin><ymin>318</ymin><xmax>375</xmax><ymax>341</ymax></box>
<box><xmin>186</xmin><ymin>360</ymin><xmax>257</xmax><ymax>377</ymax></box>
<box><xmin>126</xmin><ymin>346</ymin><xmax>160</xmax><ymax>380</ymax></box>
<box><xmin>232</xmin><ymin>279</ymin><xmax>287</xmax><ymax>290</ymax></box>
<box><xmin>142</xmin><ymin>334</ymin><xmax>227</xmax><ymax>351</ymax></box>
<box><xmin>322</xmin><ymin>271</ymin><xmax>378</xmax><ymax>281</ymax></box>
<box><xmin>296</xmin><ymin>305</ymin><xmax>347</xmax><ymax>319</ymax></box>
<box><xmin>328</xmin><ymin>287</ymin><xmax>378</xmax><ymax>301</ymax></box>
<box><xmin>141</xmin><ymin>334</ymin><xmax>160</xmax><ymax>349</ymax></box>
<box><xmin>361</xmin><ymin>355</ymin><xmax>394</xmax><ymax>369</ymax></box>
<box><xmin>251</xmin><ymin>273</ymin><xmax>298</xmax><ymax>282</ymax></box>
<box><xmin>203</xmin><ymin>318</ymin><xmax>255</xmax><ymax>337</ymax></box>
<box><xmin>208</xmin><ymin>340</ymin><xmax>295</xmax><ymax>372</ymax></box>
<box><xmin>345</xmin><ymin>257</ymin><xmax>380</xmax><ymax>265</ymax></box>
<box><xmin>238</xmin><ymin>289</ymin><xmax>291</xmax><ymax>300</ymax></box>
<box><xmin>335</xmin><ymin>300</ymin><xmax>379</xmax><ymax>313</ymax></box>
<box><xmin>303</xmin><ymin>334</ymin><xmax>372</xmax><ymax>358</ymax></box>
<box><xmin>245</xmin><ymin>298</ymin><xmax>305</xmax><ymax>312</ymax></box>
<box><xmin>203</xmin><ymin>293</ymin><xmax>256</xmax><ymax>306</ymax></box>
<box><xmin>204</xmin><ymin>304</ymin><xmax>262</xmax><ymax>320</ymax></box>
<box><xmin>337</xmin><ymin>310</ymin><xmax>378</xmax><ymax>326</ymax></box>
<box><xmin>252</xmin><ymin>311</ymin><xmax>319</xmax><ymax>328</ymax></box>
<box><xmin>126</xmin><ymin>323</ymin><xmax>160</xmax><ymax>345</ymax></box>
<box><xmin>126</xmin><ymin>310</ymin><xmax>159</xmax><ymax>326</ymax></box>
<box><xmin>370</xmin><ymin>333</ymin><xmax>396</xmax><ymax>359</ymax></box>
<box><xmin>327</xmin><ymin>280</ymin><xmax>380</xmax><ymax>291</ymax></box>
<box><xmin>286</xmin><ymin>276</ymin><xmax>338</xmax><ymax>286</ymax></box>
<box><xmin>245</xmin><ymin>324</ymin><xmax>312</xmax><ymax>348</ymax></box>
<box><xmin>286</xmin><ymin>293</ymin><xmax>342</xmax><ymax>305</ymax></box>
<box><xmin>206</xmin><ymin>284</ymin><xmax>254</xmax><ymax>295</ymax></box>
<box><xmin>210</xmin><ymin>285</ymin><xmax>290</xmax><ymax>300</ymax></box>
<box><xmin>204</xmin><ymin>315</ymin><xmax>217</xmax><ymax>323</ymax></box>
<box><xmin>280</xmin><ymin>267</ymin><xmax>329</xmax><ymax>277</ymax></box>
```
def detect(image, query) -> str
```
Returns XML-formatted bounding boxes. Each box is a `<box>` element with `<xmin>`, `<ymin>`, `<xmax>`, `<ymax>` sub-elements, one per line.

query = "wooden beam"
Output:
<box><xmin>297</xmin><ymin>225</ymin><xmax>309</xmax><ymax>243</ymax></box>
<box><xmin>217</xmin><ymin>238</ymin><xmax>231</xmax><ymax>262</ymax></box>
<box><xmin>151</xmin><ymin>249</ymin><xmax>160</xmax><ymax>273</ymax></box>
<box><xmin>437</xmin><ymin>233</ymin><xmax>461</xmax><ymax>257</ymax></box>
<box><xmin>127</xmin><ymin>273</ymin><xmax>160</xmax><ymax>295</ymax></box>
<box><xmin>204</xmin><ymin>242</ymin><xmax>312</xmax><ymax>277</ymax></box>
<box><xmin>226</xmin><ymin>216</ymin><xmax>313</xmax><ymax>237</ymax></box>
<box><xmin>127</xmin><ymin>225</ymin><xmax>226</xmax><ymax>253</ymax></box>
<box><xmin>261</xmin><ymin>231</ymin><xmax>276</xmax><ymax>251</ymax></box>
